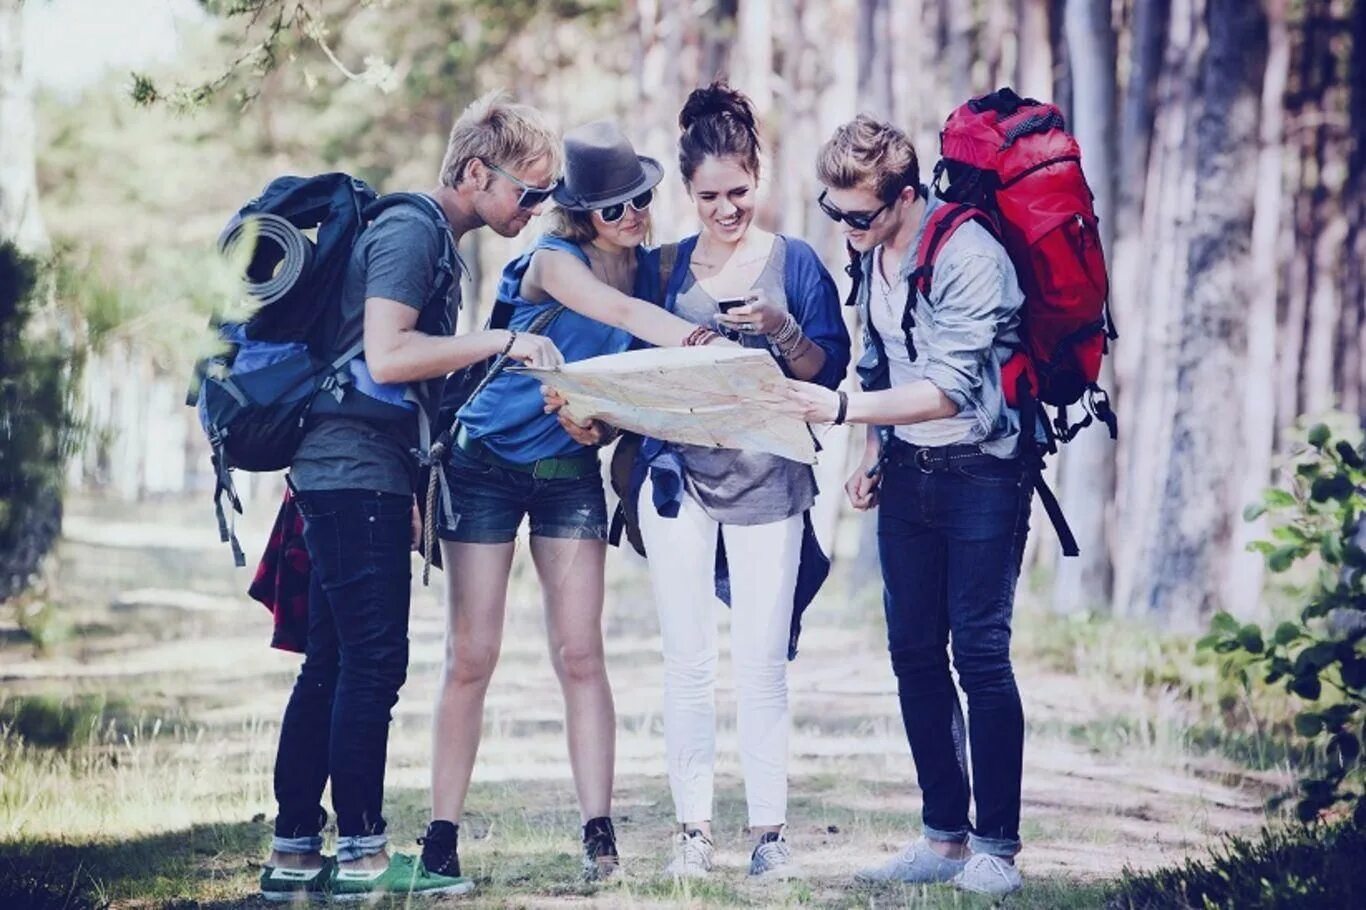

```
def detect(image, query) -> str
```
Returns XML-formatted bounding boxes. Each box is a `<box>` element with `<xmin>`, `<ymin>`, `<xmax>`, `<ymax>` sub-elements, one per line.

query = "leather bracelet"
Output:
<box><xmin>778</xmin><ymin>334</ymin><xmax>812</xmax><ymax>361</ymax></box>
<box><xmin>684</xmin><ymin>325</ymin><xmax>720</xmax><ymax>347</ymax></box>
<box><xmin>834</xmin><ymin>389</ymin><xmax>849</xmax><ymax>425</ymax></box>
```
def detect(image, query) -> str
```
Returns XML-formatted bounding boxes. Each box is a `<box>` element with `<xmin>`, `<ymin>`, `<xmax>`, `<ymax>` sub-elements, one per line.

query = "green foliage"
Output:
<box><xmin>1110</xmin><ymin>821</ymin><xmax>1366</xmax><ymax>909</ymax></box>
<box><xmin>0</xmin><ymin>695</ymin><xmax>125</xmax><ymax>750</ymax></box>
<box><xmin>0</xmin><ymin>243</ymin><xmax>84</xmax><ymax>602</ymax></box>
<box><xmin>1200</xmin><ymin>420</ymin><xmax>1366</xmax><ymax>827</ymax></box>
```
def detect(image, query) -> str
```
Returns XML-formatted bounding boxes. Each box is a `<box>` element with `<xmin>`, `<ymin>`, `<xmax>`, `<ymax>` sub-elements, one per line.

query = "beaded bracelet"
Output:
<box><xmin>768</xmin><ymin>314</ymin><xmax>801</xmax><ymax>348</ymax></box>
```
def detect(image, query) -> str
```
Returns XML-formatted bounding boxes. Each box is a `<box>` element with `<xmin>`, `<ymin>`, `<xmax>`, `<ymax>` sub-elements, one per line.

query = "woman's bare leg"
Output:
<box><xmin>430</xmin><ymin>539</ymin><xmax>516</xmax><ymax>822</ymax></box>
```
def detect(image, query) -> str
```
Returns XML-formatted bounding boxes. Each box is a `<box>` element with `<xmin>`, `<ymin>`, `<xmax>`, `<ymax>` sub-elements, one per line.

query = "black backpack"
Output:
<box><xmin>190</xmin><ymin>173</ymin><xmax>452</xmax><ymax>565</ymax></box>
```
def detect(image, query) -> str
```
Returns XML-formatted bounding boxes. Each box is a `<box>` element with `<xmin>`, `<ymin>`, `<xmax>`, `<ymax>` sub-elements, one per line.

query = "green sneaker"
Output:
<box><xmin>329</xmin><ymin>852</ymin><xmax>474</xmax><ymax>900</ymax></box>
<box><xmin>259</xmin><ymin>857</ymin><xmax>335</xmax><ymax>903</ymax></box>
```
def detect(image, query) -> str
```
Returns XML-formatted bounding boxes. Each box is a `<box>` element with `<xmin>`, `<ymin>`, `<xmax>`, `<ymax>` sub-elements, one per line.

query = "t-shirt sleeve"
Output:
<box><xmin>361</xmin><ymin>211</ymin><xmax>443</xmax><ymax>311</ymax></box>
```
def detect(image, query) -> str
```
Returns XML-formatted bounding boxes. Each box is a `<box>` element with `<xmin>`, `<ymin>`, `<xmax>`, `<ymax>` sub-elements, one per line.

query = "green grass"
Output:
<box><xmin>0</xmin><ymin>497</ymin><xmax>1314</xmax><ymax>907</ymax></box>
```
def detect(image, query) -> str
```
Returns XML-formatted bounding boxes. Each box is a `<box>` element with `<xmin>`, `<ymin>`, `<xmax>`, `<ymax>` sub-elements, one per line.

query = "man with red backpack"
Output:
<box><xmin>787</xmin><ymin>92</ymin><xmax>1115</xmax><ymax>896</ymax></box>
<box><xmin>786</xmin><ymin>110</ymin><xmax>1033</xmax><ymax>896</ymax></box>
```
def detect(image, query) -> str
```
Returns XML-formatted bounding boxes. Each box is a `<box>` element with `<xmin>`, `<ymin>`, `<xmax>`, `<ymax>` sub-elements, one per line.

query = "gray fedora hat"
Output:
<box><xmin>553</xmin><ymin>120</ymin><xmax>664</xmax><ymax>211</ymax></box>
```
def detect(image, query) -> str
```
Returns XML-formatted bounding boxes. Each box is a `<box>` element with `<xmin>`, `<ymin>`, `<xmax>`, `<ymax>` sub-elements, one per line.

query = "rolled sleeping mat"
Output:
<box><xmin>218</xmin><ymin>213</ymin><xmax>315</xmax><ymax>306</ymax></box>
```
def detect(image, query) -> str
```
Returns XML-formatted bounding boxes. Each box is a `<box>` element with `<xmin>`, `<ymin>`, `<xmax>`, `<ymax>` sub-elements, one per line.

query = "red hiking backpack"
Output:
<box><xmin>916</xmin><ymin>87</ymin><xmax>1119</xmax><ymax>554</ymax></box>
<box><xmin>921</xmin><ymin>88</ymin><xmax>1116</xmax><ymax>423</ymax></box>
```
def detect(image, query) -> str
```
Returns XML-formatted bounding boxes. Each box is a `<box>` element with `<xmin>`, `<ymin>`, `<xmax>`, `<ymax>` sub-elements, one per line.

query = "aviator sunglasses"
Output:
<box><xmin>597</xmin><ymin>188</ymin><xmax>654</xmax><ymax>224</ymax></box>
<box><xmin>818</xmin><ymin>189</ymin><xmax>894</xmax><ymax>232</ymax></box>
<box><xmin>484</xmin><ymin>160</ymin><xmax>560</xmax><ymax>209</ymax></box>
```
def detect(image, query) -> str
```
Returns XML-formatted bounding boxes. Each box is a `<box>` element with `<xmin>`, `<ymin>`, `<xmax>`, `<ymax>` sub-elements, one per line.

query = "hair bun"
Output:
<box><xmin>679</xmin><ymin>81</ymin><xmax>757</xmax><ymax>136</ymax></box>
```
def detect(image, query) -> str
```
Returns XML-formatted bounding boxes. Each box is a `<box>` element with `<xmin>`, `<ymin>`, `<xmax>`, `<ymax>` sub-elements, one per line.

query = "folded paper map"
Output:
<box><xmin>518</xmin><ymin>346</ymin><xmax>817</xmax><ymax>464</ymax></box>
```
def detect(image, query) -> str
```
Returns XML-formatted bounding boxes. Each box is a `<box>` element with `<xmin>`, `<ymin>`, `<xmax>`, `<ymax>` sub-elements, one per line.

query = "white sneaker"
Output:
<box><xmin>855</xmin><ymin>837</ymin><xmax>967</xmax><ymax>883</ymax></box>
<box><xmin>748</xmin><ymin>831</ymin><xmax>796</xmax><ymax>878</ymax></box>
<box><xmin>664</xmin><ymin>830</ymin><xmax>714</xmax><ymax>878</ymax></box>
<box><xmin>951</xmin><ymin>853</ymin><xmax>1022</xmax><ymax>896</ymax></box>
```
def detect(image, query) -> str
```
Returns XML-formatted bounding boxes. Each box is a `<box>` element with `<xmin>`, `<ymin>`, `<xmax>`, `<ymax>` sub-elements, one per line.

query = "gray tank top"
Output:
<box><xmin>670</xmin><ymin>235</ymin><xmax>817</xmax><ymax>525</ymax></box>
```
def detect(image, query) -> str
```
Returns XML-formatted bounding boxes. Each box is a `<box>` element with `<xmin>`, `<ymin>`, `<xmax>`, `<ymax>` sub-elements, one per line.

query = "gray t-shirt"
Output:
<box><xmin>670</xmin><ymin>236</ymin><xmax>817</xmax><ymax>525</ymax></box>
<box><xmin>291</xmin><ymin>199</ymin><xmax>460</xmax><ymax>496</ymax></box>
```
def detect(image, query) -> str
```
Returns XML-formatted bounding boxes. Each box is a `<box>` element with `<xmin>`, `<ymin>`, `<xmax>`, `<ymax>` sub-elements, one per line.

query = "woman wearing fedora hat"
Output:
<box><xmin>423</xmin><ymin>120</ymin><xmax>725</xmax><ymax>884</ymax></box>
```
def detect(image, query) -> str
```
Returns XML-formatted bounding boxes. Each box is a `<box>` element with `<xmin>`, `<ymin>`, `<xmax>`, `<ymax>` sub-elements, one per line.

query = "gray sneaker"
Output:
<box><xmin>855</xmin><ymin>837</ymin><xmax>967</xmax><ymax>884</ymax></box>
<box><xmin>748</xmin><ymin>831</ymin><xmax>795</xmax><ymax>878</ymax></box>
<box><xmin>663</xmin><ymin>830</ymin><xmax>714</xmax><ymax>878</ymax></box>
<box><xmin>952</xmin><ymin>853</ymin><xmax>1022</xmax><ymax>896</ymax></box>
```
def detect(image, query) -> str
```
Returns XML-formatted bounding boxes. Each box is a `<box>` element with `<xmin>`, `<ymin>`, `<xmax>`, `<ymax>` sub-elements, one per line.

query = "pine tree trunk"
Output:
<box><xmin>1139</xmin><ymin>0</ymin><xmax>1267</xmax><ymax>628</ymax></box>
<box><xmin>1114</xmin><ymin>0</ymin><xmax>1203</xmax><ymax>619</ymax></box>
<box><xmin>1225</xmin><ymin>0</ymin><xmax>1289</xmax><ymax>617</ymax></box>
<box><xmin>857</xmin><ymin>0</ymin><xmax>894</xmax><ymax>118</ymax></box>
<box><xmin>1016</xmin><ymin>0</ymin><xmax>1054</xmax><ymax>100</ymax></box>
<box><xmin>1052</xmin><ymin>0</ymin><xmax>1118</xmax><ymax>614</ymax></box>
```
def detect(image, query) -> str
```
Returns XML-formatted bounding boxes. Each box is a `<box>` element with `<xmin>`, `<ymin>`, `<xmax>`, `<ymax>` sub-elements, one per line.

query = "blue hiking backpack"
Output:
<box><xmin>190</xmin><ymin>173</ymin><xmax>454</xmax><ymax>565</ymax></box>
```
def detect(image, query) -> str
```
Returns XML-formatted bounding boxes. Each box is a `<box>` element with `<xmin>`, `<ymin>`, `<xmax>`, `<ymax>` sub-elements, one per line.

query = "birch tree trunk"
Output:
<box><xmin>1140</xmin><ymin>0</ymin><xmax>1266</xmax><ymax>628</ymax></box>
<box><xmin>1224</xmin><ymin>0</ymin><xmax>1289</xmax><ymax>617</ymax></box>
<box><xmin>1052</xmin><ymin>0</ymin><xmax>1117</xmax><ymax>614</ymax></box>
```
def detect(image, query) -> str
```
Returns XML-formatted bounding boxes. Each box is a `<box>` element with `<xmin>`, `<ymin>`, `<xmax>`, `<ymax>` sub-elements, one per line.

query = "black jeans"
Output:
<box><xmin>273</xmin><ymin>488</ymin><xmax>412</xmax><ymax>849</ymax></box>
<box><xmin>876</xmin><ymin>444</ymin><xmax>1031</xmax><ymax>857</ymax></box>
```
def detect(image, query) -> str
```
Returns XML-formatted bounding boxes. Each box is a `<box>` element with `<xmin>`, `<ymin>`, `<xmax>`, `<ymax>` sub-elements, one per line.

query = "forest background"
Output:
<box><xmin>0</xmin><ymin>0</ymin><xmax>1363</xmax><ymax>907</ymax></box>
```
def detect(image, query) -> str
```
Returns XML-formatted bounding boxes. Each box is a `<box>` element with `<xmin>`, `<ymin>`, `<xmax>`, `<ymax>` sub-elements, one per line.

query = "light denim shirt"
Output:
<box><xmin>855</xmin><ymin>195</ymin><xmax>1025</xmax><ymax>459</ymax></box>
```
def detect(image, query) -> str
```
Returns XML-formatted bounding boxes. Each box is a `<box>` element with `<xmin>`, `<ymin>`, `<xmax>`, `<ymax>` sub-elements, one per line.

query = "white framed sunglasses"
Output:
<box><xmin>596</xmin><ymin>188</ymin><xmax>654</xmax><ymax>224</ymax></box>
<box><xmin>484</xmin><ymin>160</ymin><xmax>560</xmax><ymax>209</ymax></box>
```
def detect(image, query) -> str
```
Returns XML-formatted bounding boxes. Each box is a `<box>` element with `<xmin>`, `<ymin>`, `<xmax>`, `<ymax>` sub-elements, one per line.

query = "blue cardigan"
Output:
<box><xmin>624</xmin><ymin>234</ymin><xmax>851</xmax><ymax>660</ymax></box>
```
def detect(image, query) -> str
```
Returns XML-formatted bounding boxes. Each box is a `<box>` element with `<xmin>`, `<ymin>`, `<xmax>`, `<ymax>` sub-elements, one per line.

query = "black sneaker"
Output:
<box><xmin>419</xmin><ymin>819</ymin><xmax>462</xmax><ymax>878</ymax></box>
<box><xmin>581</xmin><ymin>816</ymin><xmax>620</xmax><ymax>881</ymax></box>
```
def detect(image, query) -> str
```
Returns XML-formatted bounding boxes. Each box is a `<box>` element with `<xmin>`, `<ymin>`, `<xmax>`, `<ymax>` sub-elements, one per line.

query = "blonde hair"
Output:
<box><xmin>547</xmin><ymin>208</ymin><xmax>598</xmax><ymax>244</ymax></box>
<box><xmin>816</xmin><ymin>114</ymin><xmax>920</xmax><ymax>202</ymax></box>
<box><xmin>439</xmin><ymin>90</ymin><xmax>561</xmax><ymax>189</ymax></box>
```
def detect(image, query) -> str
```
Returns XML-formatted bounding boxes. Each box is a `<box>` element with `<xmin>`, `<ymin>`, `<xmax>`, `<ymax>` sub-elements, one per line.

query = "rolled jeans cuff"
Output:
<box><xmin>272</xmin><ymin>834</ymin><xmax>324</xmax><ymax>855</ymax></box>
<box><xmin>968</xmin><ymin>832</ymin><xmax>1021</xmax><ymax>858</ymax></box>
<box><xmin>923</xmin><ymin>824</ymin><xmax>970</xmax><ymax>844</ymax></box>
<box><xmin>336</xmin><ymin>833</ymin><xmax>388</xmax><ymax>863</ymax></box>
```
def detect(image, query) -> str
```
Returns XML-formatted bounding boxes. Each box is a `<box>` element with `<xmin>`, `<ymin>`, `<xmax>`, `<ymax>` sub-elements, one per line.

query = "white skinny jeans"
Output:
<box><xmin>638</xmin><ymin>475</ymin><xmax>802</xmax><ymax>827</ymax></box>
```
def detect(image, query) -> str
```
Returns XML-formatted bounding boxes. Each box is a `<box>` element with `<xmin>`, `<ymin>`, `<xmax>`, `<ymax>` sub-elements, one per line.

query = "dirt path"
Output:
<box><xmin>0</xmin><ymin>495</ymin><xmax>1281</xmax><ymax>907</ymax></box>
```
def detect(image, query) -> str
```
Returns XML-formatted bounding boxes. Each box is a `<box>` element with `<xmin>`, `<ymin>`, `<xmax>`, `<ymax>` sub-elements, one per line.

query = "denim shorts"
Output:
<box><xmin>437</xmin><ymin>443</ymin><xmax>609</xmax><ymax>543</ymax></box>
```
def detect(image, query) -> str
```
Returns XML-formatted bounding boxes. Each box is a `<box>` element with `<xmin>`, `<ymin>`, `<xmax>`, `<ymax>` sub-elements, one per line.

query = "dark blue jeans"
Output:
<box><xmin>876</xmin><ymin>445</ymin><xmax>1031</xmax><ymax>857</ymax></box>
<box><xmin>273</xmin><ymin>488</ymin><xmax>412</xmax><ymax>856</ymax></box>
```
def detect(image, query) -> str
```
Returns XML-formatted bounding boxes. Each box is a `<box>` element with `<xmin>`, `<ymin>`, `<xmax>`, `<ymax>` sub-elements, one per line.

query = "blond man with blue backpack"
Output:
<box><xmin>223</xmin><ymin>92</ymin><xmax>564</xmax><ymax>901</ymax></box>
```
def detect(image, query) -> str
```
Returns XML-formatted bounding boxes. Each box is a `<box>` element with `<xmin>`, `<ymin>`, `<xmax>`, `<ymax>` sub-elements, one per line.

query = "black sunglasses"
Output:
<box><xmin>818</xmin><ymin>189</ymin><xmax>893</xmax><ymax>231</ymax></box>
<box><xmin>485</xmin><ymin>160</ymin><xmax>560</xmax><ymax>209</ymax></box>
<box><xmin>597</xmin><ymin>188</ymin><xmax>654</xmax><ymax>224</ymax></box>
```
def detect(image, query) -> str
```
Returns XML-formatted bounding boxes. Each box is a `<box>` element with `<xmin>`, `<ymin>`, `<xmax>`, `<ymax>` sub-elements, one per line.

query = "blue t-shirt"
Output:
<box><xmin>458</xmin><ymin>235</ymin><xmax>645</xmax><ymax>462</ymax></box>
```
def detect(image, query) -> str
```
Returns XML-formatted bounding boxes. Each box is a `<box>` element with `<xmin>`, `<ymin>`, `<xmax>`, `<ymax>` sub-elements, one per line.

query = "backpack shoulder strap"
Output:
<box><xmin>911</xmin><ymin>202</ymin><xmax>998</xmax><ymax>299</ymax></box>
<box><xmin>656</xmin><ymin>242</ymin><xmax>679</xmax><ymax>307</ymax></box>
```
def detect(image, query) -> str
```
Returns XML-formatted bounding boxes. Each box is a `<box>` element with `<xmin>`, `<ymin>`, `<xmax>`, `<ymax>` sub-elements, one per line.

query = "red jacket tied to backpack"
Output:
<box><xmin>922</xmin><ymin>87</ymin><xmax>1116</xmax><ymax>430</ymax></box>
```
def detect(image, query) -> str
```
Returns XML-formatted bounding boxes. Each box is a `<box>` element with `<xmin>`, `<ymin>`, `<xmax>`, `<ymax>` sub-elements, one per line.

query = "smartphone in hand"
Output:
<box><xmin>717</xmin><ymin>296</ymin><xmax>749</xmax><ymax>313</ymax></box>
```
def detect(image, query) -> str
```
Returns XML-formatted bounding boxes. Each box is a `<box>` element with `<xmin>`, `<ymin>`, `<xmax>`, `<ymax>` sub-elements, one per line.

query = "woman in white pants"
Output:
<box><xmin>634</xmin><ymin>82</ymin><xmax>850</xmax><ymax>878</ymax></box>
